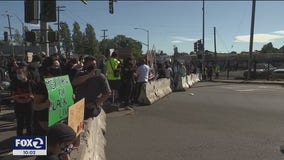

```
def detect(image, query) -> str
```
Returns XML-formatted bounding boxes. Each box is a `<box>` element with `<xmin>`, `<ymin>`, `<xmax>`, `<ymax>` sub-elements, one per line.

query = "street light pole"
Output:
<box><xmin>134</xmin><ymin>27</ymin><xmax>149</xmax><ymax>52</ymax></box>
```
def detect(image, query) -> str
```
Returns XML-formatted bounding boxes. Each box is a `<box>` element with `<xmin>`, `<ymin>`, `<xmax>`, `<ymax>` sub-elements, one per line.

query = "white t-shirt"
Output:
<box><xmin>136</xmin><ymin>64</ymin><xmax>150</xmax><ymax>83</ymax></box>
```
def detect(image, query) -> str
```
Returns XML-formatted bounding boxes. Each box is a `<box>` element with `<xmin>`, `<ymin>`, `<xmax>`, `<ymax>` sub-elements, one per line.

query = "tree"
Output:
<box><xmin>279</xmin><ymin>45</ymin><xmax>284</xmax><ymax>53</ymax></box>
<box><xmin>13</xmin><ymin>29</ymin><xmax>23</xmax><ymax>45</ymax></box>
<box><xmin>113</xmin><ymin>35</ymin><xmax>143</xmax><ymax>58</ymax></box>
<box><xmin>72</xmin><ymin>21</ymin><xmax>84</xmax><ymax>54</ymax></box>
<box><xmin>99</xmin><ymin>39</ymin><xmax>116</xmax><ymax>56</ymax></box>
<box><xmin>60</xmin><ymin>22</ymin><xmax>73</xmax><ymax>52</ymax></box>
<box><xmin>82</xmin><ymin>23</ymin><xmax>99</xmax><ymax>56</ymax></box>
<box><xmin>173</xmin><ymin>45</ymin><xmax>178</xmax><ymax>55</ymax></box>
<box><xmin>261</xmin><ymin>42</ymin><xmax>278</xmax><ymax>53</ymax></box>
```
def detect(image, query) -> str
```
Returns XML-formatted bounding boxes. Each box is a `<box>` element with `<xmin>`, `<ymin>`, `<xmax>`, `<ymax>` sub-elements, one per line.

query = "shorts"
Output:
<box><xmin>108</xmin><ymin>80</ymin><xmax>121</xmax><ymax>90</ymax></box>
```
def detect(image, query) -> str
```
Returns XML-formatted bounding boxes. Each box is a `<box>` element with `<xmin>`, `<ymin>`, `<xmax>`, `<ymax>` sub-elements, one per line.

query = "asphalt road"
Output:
<box><xmin>105</xmin><ymin>82</ymin><xmax>284</xmax><ymax>160</ymax></box>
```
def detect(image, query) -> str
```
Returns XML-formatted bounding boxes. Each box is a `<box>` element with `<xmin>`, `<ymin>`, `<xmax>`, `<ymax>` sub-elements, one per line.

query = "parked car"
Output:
<box><xmin>243</xmin><ymin>63</ymin><xmax>276</xmax><ymax>79</ymax></box>
<box><xmin>271</xmin><ymin>69</ymin><xmax>284</xmax><ymax>80</ymax></box>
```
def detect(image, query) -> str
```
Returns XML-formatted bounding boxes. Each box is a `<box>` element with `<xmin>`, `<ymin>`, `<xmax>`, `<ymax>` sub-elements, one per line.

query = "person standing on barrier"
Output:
<box><xmin>134</xmin><ymin>58</ymin><xmax>150</xmax><ymax>104</ymax></box>
<box><xmin>72</xmin><ymin>56</ymin><xmax>111</xmax><ymax>119</ymax></box>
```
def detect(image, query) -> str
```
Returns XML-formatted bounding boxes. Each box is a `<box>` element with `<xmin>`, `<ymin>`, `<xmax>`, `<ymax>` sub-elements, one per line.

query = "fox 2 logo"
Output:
<box><xmin>13</xmin><ymin>136</ymin><xmax>46</xmax><ymax>150</ymax></box>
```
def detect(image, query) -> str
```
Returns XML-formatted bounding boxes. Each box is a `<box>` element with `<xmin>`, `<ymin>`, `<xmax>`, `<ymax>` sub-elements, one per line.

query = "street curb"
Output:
<box><xmin>211</xmin><ymin>79</ymin><xmax>284</xmax><ymax>85</ymax></box>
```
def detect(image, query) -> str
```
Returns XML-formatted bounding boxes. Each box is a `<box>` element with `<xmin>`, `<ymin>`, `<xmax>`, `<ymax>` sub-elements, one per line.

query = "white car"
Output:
<box><xmin>272</xmin><ymin>69</ymin><xmax>284</xmax><ymax>80</ymax></box>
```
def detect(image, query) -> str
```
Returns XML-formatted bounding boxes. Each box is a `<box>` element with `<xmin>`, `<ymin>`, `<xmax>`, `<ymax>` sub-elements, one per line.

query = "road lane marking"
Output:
<box><xmin>236</xmin><ymin>89</ymin><xmax>257</xmax><ymax>92</ymax></box>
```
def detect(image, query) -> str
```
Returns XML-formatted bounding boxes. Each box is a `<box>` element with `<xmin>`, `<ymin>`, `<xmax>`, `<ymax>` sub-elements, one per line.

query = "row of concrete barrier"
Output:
<box><xmin>73</xmin><ymin>74</ymin><xmax>200</xmax><ymax>160</ymax></box>
<box><xmin>138</xmin><ymin>73</ymin><xmax>200</xmax><ymax>105</ymax></box>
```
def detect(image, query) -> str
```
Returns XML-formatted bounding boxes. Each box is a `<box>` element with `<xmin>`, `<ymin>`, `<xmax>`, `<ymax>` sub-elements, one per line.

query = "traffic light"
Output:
<box><xmin>25</xmin><ymin>31</ymin><xmax>36</xmax><ymax>42</ymax></box>
<box><xmin>48</xmin><ymin>31</ymin><xmax>58</xmax><ymax>42</ymax></box>
<box><xmin>41</xmin><ymin>0</ymin><xmax>56</xmax><ymax>22</ymax></box>
<box><xmin>198</xmin><ymin>39</ymin><xmax>203</xmax><ymax>51</ymax></box>
<box><xmin>24</xmin><ymin>0</ymin><xmax>39</xmax><ymax>24</ymax></box>
<box><xmin>194</xmin><ymin>42</ymin><xmax>197</xmax><ymax>52</ymax></box>
<box><xmin>4</xmin><ymin>32</ymin><xmax>8</xmax><ymax>41</ymax></box>
<box><xmin>81</xmin><ymin>0</ymin><xmax>88</xmax><ymax>5</ymax></box>
<box><xmin>109</xmin><ymin>0</ymin><xmax>114</xmax><ymax>14</ymax></box>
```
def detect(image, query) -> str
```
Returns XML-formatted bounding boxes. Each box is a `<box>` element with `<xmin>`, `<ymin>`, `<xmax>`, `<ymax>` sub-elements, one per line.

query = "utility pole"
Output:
<box><xmin>201</xmin><ymin>0</ymin><xmax>205</xmax><ymax>75</ymax></box>
<box><xmin>214</xmin><ymin>26</ymin><xmax>217</xmax><ymax>64</ymax></box>
<box><xmin>57</xmin><ymin>6</ymin><xmax>66</xmax><ymax>54</ymax></box>
<box><xmin>14</xmin><ymin>13</ymin><xmax>25</xmax><ymax>55</ymax></box>
<box><xmin>248</xmin><ymin>0</ymin><xmax>256</xmax><ymax>80</ymax></box>
<box><xmin>101</xmin><ymin>29</ymin><xmax>108</xmax><ymax>56</ymax></box>
<box><xmin>101</xmin><ymin>29</ymin><xmax>108</xmax><ymax>40</ymax></box>
<box><xmin>202</xmin><ymin>0</ymin><xmax>205</xmax><ymax>54</ymax></box>
<box><xmin>2</xmin><ymin>11</ymin><xmax>14</xmax><ymax>57</ymax></box>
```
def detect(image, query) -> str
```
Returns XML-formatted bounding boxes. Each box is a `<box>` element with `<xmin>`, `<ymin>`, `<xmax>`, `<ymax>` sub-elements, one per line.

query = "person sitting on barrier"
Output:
<box><xmin>35</xmin><ymin>123</ymin><xmax>77</xmax><ymax>160</ymax></box>
<box><xmin>72</xmin><ymin>56</ymin><xmax>111</xmax><ymax>119</ymax></box>
<box><xmin>133</xmin><ymin>58</ymin><xmax>150</xmax><ymax>104</ymax></box>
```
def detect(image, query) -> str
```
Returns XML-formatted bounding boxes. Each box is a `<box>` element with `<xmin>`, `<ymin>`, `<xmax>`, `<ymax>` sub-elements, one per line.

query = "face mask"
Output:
<box><xmin>49</xmin><ymin>68</ymin><xmax>62</xmax><ymax>76</ymax></box>
<box><xmin>16</xmin><ymin>73</ymin><xmax>26</xmax><ymax>82</ymax></box>
<box><xmin>85</xmin><ymin>65</ymin><xmax>95</xmax><ymax>72</ymax></box>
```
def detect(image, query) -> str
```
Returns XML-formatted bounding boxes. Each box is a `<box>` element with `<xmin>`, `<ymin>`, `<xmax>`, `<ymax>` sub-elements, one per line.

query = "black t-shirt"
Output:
<box><xmin>121</xmin><ymin>63</ymin><xmax>135</xmax><ymax>82</ymax></box>
<box><xmin>31</xmin><ymin>78</ymin><xmax>49</xmax><ymax>121</ymax></box>
<box><xmin>74</xmin><ymin>70</ymin><xmax>111</xmax><ymax>118</ymax></box>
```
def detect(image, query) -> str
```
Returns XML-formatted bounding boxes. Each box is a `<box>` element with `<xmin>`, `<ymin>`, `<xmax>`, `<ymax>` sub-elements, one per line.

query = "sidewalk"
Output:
<box><xmin>0</xmin><ymin>105</ymin><xmax>18</xmax><ymax>159</ymax></box>
<box><xmin>0</xmin><ymin>101</ymin><xmax>134</xmax><ymax>160</ymax></box>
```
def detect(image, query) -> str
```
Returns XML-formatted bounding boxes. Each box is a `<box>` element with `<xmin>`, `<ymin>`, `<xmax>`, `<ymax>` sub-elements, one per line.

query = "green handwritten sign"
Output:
<box><xmin>44</xmin><ymin>75</ymin><xmax>74</xmax><ymax>126</ymax></box>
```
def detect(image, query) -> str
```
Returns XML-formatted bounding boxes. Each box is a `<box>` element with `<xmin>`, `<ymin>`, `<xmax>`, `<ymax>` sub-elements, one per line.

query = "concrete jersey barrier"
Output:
<box><xmin>138</xmin><ymin>78</ymin><xmax>172</xmax><ymax>105</ymax></box>
<box><xmin>70</xmin><ymin>74</ymin><xmax>200</xmax><ymax>159</ymax></box>
<box><xmin>138</xmin><ymin>74</ymin><xmax>200</xmax><ymax>105</ymax></box>
<box><xmin>71</xmin><ymin>110</ymin><xmax>107</xmax><ymax>160</ymax></box>
<box><xmin>175</xmin><ymin>73</ymin><xmax>200</xmax><ymax>91</ymax></box>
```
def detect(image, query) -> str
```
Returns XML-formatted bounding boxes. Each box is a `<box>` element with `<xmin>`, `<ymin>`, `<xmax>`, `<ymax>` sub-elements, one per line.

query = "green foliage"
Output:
<box><xmin>98</xmin><ymin>35</ymin><xmax>142</xmax><ymax>59</ymax></box>
<box><xmin>72</xmin><ymin>21</ymin><xmax>84</xmax><ymax>54</ymax></box>
<box><xmin>279</xmin><ymin>45</ymin><xmax>284</xmax><ymax>53</ymax></box>
<box><xmin>60</xmin><ymin>22</ymin><xmax>73</xmax><ymax>52</ymax></box>
<box><xmin>114</xmin><ymin>35</ymin><xmax>143</xmax><ymax>58</ymax></box>
<box><xmin>13</xmin><ymin>29</ymin><xmax>23</xmax><ymax>45</ymax></box>
<box><xmin>261</xmin><ymin>42</ymin><xmax>279</xmax><ymax>53</ymax></box>
<box><xmin>83</xmin><ymin>24</ymin><xmax>99</xmax><ymax>56</ymax></box>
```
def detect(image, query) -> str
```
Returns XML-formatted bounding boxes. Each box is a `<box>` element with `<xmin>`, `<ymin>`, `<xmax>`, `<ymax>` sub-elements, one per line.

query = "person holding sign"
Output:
<box><xmin>32</xmin><ymin>56</ymin><xmax>62</xmax><ymax>135</ymax></box>
<box><xmin>72</xmin><ymin>56</ymin><xmax>111</xmax><ymax>119</ymax></box>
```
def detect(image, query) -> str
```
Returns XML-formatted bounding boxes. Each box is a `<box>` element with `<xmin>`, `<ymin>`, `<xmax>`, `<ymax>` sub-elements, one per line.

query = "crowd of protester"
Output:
<box><xmin>0</xmin><ymin>51</ymin><xmax>213</xmax><ymax>159</ymax></box>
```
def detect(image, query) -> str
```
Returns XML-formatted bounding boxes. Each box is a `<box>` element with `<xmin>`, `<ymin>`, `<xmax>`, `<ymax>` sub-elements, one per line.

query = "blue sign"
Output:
<box><xmin>13</xmin><ymin>136</ymin><xmax>47</xmax><ymax>156</ymax></box>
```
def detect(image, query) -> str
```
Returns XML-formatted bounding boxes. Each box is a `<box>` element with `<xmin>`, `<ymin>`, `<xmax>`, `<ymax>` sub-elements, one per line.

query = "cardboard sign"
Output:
<box><xmin>44</xmin><ymin>75</ymin><xmax>74</xmax><ymax>126</ymax></box>
<box><xmin>68</xmin><ymin>98</ymin><xmax>85</xmax><ymax>136</ymax></box>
